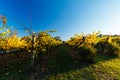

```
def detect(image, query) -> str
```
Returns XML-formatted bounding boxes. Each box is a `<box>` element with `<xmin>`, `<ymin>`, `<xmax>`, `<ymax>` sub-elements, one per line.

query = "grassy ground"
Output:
<box><xmin>44</xmin><ymin>54</ymin><xmax>120</xmax><ymax>80</ymax></box>
<box><xmin>44</xmin><ymin>44</ymin><xmax>120</xmax><ymax>80</ymax></box>
<box><xmin>1</xmin><ymin>44</ymin><xmax>120</xmax><ymax>80</ymax></box>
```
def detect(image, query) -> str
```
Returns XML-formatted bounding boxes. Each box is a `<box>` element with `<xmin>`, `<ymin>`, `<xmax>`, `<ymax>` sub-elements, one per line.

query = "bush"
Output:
<box><xmin>79</xmin><ymin>44</ymin><xmax>97</xmax><ymax>63</ymax></box>
<box><xmin>110</xmin><ymin>42</ymin><xmax>120</xmax><ymax>57</ymax></box>
<box><xmin>96</xmin><ymin>39</ymin><xmax>120</xmax><ymax>57</ymax></box>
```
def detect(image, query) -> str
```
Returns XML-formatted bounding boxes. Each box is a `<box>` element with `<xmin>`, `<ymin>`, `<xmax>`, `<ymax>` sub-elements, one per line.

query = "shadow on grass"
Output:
<box><xmin>39</xmin><ymin>44</ymin><xmax>117</xmax><ymax>80</ymax></box>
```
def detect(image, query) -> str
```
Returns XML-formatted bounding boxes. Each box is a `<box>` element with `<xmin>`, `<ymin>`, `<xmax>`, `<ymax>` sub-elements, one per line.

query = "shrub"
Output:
<box><xmin>96</xmin><ymin>38</ymin><xmax>120</xmax><ymax>57</ymax></box>
<box><xmin>79</xmin><ymin>44</ymin><xmax>97</xmax><ymax>63</ymax></box>
<box><xmin>110</xmin><ymin>42</ymin><xmax>120</xmax><ymax>57</ymax></box>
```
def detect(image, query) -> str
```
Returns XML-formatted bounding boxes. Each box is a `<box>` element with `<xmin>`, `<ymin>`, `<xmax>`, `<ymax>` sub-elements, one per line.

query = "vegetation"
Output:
<box><xmin>44</xmin><ymin>54</ymin><xmax>120</xmax><ymax>80</ymax></box>
<box><xmin>66</xmin><ymin>31</ymin><xmax>120</xmax><ymax>63</ymax></box>
<box><xmin>1</xmin><ymin>29</ymin><xmax>120</xmax><ymax>79</ymax></box>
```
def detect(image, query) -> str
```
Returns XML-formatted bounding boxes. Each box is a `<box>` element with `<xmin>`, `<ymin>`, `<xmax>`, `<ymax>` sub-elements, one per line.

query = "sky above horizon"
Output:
<box><xmin>0</xmin><ymin>0</ymin><xmax>120</xmax><ymax>40</ymax></box>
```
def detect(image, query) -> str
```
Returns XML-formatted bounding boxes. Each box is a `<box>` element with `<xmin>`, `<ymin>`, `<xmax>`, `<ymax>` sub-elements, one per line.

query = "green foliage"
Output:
<box><xmin>67</xmin><ymin>31</ymin><xmax>120</xmax><ymax>62</ymax></box>
<box><xmin>79</xmin><ymin>44</ymin><xmax>97</xmax><ymax>63</ymax></box>
<box><xmin>48</xmin><ymin>45</ymin><xmax>74</xmax><ymax>74</ymax></box>
<box><xmin>1</xmin><ymin>30</ymin><xmax>120</xmax><ymax>79</ymax></box>
<box><xmin>96</xmin><ymin>37</ymin><xmax>120</xmax><ymax>57</ymax></box>
<box><xmin>35</xmin><ymin>31</ymin><xmax>62</xmax><ymax>54</ymax></box>
<box><xmin>66</xmin><ymin>31</ymin><xmax>100</xmax><ymax>63</ymax></box>
<box><xmin>110</xmin><ymin>42</ymin><xmax>120</xmax><ymax>57</ymax></box>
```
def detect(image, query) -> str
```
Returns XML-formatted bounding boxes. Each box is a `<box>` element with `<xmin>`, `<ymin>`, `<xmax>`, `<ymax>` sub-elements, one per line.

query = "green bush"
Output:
<box><xmin>96</xmin><ymin>39</ymin><xmax>120</xmax><ymax>57</ymax></box>
<box><xmin>110</xmin><ymin>42</ymin><xmax>120</xmax><ymax>57</ymax></box>
<box><xmin>79</xmin><ymin>44</ymin><xmax>97</xmax><ymax>63</ymax></box>
<box><xmin>96</xmin><ymin>41</ymin><xmax>112</xmax><ymax>54</ymax></box>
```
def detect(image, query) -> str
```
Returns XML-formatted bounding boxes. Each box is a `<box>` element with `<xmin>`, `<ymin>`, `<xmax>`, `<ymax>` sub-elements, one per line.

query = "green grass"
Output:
<box><xmin>44</xmin><ymin>53</ymin><xmax>120</xmax><ymax>80</ymax></box>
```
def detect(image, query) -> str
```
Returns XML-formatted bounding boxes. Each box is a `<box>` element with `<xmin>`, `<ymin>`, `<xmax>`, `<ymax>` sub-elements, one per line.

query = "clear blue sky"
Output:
<box><xmin>0</xmin><ymin>0</ymin><xmax>120</xmax><ymax>40</ymax></box>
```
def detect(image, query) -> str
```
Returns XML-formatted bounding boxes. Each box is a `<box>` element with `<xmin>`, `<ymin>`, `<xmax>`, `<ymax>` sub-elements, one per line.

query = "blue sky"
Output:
<box><xmin>0</xmin><ymin>0</ymin><xmax>120</xmax><ymax>40</ymax></box>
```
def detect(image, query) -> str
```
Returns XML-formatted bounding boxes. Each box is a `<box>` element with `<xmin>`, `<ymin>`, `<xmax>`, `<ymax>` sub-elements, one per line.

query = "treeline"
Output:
<box><xmin>66</xmin><ymin>31</ymin><xmax>120</xmax><ymax>63</ymax></box>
